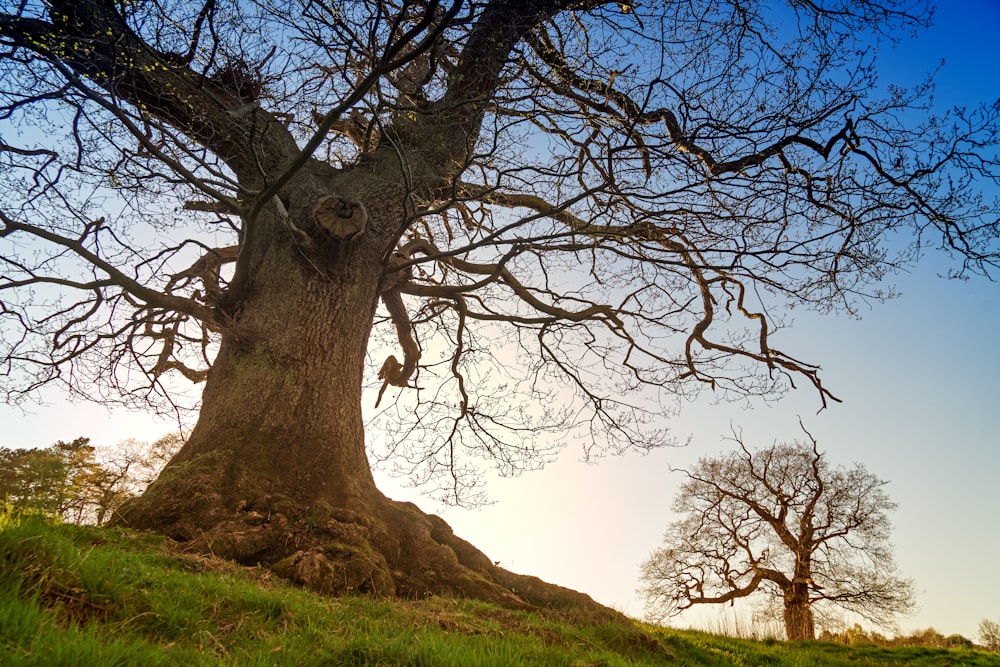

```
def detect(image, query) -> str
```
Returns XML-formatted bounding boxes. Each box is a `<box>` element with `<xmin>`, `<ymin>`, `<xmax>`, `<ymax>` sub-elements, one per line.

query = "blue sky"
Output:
<box><xmin>422</xmin><ymin>1</ymin><xmax>1000</xmax><ymax>636</ymax></box>
<box><xmin>3</xmin><ymin>0</ymin><xmax>999</xmax><ymax>640</ymax></box>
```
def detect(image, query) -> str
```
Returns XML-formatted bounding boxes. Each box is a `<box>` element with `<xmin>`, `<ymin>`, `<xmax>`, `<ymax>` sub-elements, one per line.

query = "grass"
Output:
<box><xmin>2</xmin><ymin>509</ymin><xmax>998</xmax><ymax>666</ymax></box>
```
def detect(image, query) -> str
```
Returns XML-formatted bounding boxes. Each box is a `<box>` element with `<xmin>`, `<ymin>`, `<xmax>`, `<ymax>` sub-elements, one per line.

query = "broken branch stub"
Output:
<box><xmin>312</xmin><ymin>195</ymin><xmax>369</xmax><ymax>240</ymax></box>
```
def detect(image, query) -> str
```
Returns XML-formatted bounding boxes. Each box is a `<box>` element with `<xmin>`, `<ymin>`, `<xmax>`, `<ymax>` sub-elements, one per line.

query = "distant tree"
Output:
<box><xmin>0</xmin><ymin>444</ymin><xmax>66</xmax><ymax>515</ymax></box>
<box><xmin>0</xmin><ymin>434</ymin><xmax>183</xmax><ymax>524</ymax></box>
<box><xmin>897</xmin><ymin>628</ymin><xmax>972</xmax><ymax>649</ymax></box>
<box><xmin>55</xmin><ymin>438</ymin><xmax>109</xmax><ymax>523</ymax></box>
<box><xmin>0</xmin><ymin>437</ymin><xmax>100</xmax><ymax>519</ymax></box>
<box><xmin>639</xmin><ymin>430</ymin><xmax>915</xmax><ymax>641</ymax></box>
<box><xmin>944</xmin><ymin>634</ymin><xmax>974</xmax><ymax>649</ymax></box>
<box><xmin>69</xmin><ymin>433</ymin><xmax>185</xmax><ymax>524</ymax></box>
<box><xmin>820</xmin><ymin>625</ymin><xmax>976</xmax><ymax>649</ymax></box>
<box><xmin>980</xmin><ymin>619</ymin><xmax>1000</xmax><ymax>652</ymax></box>
<box><xmin>88</xmin><ymin>434</ymin><xmax>184</xmax><ymax>523</ymax></box>
<box><xmin>75</xmin><ymin>460</ymin><xmax>132</xmax><ymax>525</ymax></box>
<box><xmin>818</xmin><ymin>624</ymin><xmax>889</xmax><ymax>646</ymax></box>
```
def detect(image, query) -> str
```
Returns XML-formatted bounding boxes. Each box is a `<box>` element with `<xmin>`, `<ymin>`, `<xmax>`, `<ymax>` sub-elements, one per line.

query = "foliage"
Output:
<box><xmin>2</xmin><ymin>509</ymin><xmax>998</xmax><ymax>666</ymax></box>
<box><xmin>0</xmin><ymin>435</ymin><xmax>181</xmax><ymax>525</ymax></box>
<box><xmin>0</xmin><ymin>438</ymin><xmax>101</xmax><ymax>521</ymax></box>
<box><xmin>639</xmin><ymin>429</ymin><xmax>914</xmax><ymax>640</ymax></box>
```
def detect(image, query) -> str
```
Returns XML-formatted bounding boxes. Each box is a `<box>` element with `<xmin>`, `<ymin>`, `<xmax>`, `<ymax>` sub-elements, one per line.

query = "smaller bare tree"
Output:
<box><xmin>85</xmin><ymin>434</ymin><xmax>184</xmax><ymax>524</ymax></box>
<box><xmin>980</xmin><ymin>619</ymin><xmax>1000</xmax><ymax>652</ymax></box>
<box><xmin>639</xmin><ymin>429</ymin><xmax>914</xmax><ymax>641</ymax></box>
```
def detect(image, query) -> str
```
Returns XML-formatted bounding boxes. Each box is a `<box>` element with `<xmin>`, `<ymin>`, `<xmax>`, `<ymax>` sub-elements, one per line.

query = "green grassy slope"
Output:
<box><xmin>2</xmin><ymin>509</ymin><xmax>997</xmax><ymax>666</ymax></box>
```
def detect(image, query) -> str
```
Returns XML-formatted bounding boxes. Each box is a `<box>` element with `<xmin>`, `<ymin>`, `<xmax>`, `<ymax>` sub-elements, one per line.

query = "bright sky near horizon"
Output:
<box><xmin>2</xmin><ymin>0</ymin><xmax>999</xmax><ymax>641</ymax></box>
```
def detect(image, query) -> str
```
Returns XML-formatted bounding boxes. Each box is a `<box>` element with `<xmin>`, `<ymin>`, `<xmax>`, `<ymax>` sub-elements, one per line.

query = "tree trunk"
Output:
<box><xmin>783</xmin><ymin>583</ymin><xmax>816</xmax><ymax>641</ymax></box>
<box><xmin>116</xmin><ymin>175</ymin><xmax>612</xmax><ymax>617</ymax></box>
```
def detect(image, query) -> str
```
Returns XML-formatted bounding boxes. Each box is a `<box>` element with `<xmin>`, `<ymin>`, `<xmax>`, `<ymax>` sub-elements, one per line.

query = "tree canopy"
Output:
<box><xmin>639</xmin><ymin>431</ymin><xmax>915</xmax><ymax>640</ymax></box>
<box><xmin>1</xmin><ymin>0</ymin><xmax>998</xmax><ymax>608</ymax></box>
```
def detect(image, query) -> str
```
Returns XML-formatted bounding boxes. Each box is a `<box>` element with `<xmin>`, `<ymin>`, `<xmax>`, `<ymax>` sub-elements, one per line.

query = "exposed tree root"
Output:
<box><xmin>115</xmin><ymin>452</ymin><xmax>617</xmax><ymax>620</ymax></box>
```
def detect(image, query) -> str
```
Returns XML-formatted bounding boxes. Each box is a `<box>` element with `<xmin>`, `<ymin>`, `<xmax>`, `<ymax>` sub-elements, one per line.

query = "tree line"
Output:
<box><xmin>0</xmin><ymin>435</ymin><xmax>181</xmax><ymax>525</ymax></box>
<box><xmin>820</xmin><ymin>624</ymin><xmax>993</xmax><ymax>651</ymax></box>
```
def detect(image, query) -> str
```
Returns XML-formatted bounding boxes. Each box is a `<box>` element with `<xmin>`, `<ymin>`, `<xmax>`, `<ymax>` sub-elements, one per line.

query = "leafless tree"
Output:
<box><xmin>1</xmin><ymin>0</ymin><xmax>997</xmax><ymax>609</ymax></box>
<box><xmin>639</xmin><ymin>429</ymin><xmax>915</xmax><ymax>640</ymax></box>
<box><xmin>87</xmin><ymin>433</ymin><xmax>184</xmax><ymax>524</ymax></box>
<box><xmin>980</xmin><ymin>619</ymin><xmax>1000</xmax><ymax>652</ymax></box>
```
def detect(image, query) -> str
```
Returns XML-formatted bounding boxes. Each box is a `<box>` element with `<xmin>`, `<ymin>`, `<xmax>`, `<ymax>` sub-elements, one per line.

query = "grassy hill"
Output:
<box><xmin>2</xmin><ymin>509</ymin><xmax>997</xmax><ymax>666</ymax></box>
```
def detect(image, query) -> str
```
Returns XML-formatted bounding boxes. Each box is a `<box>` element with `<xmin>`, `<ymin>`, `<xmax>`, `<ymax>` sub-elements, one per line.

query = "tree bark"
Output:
<box><xmin>115</xmin><ymin>171</ymin><xmax>613</xmax><ymax>617</ymax></box>
<box><xmin>783</xmin><ymin>583</ymin><xmax>816</xmax><ymax>641</ymax></box>
<box><xmin>14</xmin><ymin>0</ymin><xmax>620</xmax><ymax>618</ymax></box>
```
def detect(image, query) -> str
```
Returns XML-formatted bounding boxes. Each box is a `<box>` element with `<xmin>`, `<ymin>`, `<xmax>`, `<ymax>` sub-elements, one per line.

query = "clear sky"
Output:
<box><xmin>2</xmin><ymin>0</ymin><xmax>999</xmax><ymax>641</ymax></box>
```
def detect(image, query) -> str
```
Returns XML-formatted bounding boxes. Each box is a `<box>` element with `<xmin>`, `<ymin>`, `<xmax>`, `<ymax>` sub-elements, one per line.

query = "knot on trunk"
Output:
<box><xmin>312</xmin><ymin>195</ymin><xmax>368</xmax><ymax>240</ymax></box>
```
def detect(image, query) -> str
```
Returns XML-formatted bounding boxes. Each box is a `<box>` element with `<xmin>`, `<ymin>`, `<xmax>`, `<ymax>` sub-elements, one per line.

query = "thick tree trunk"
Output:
<box><xmin>783</xmin><ymin>583</ymin><xmax>815</xmax><ymax>641</ymax></box>
<box><xmin>32</xmin><ymin>0</ymin><xmax>619</xmax><ymax>619</ymax></box>
<box><xmin>116</xmin><ymin>179</ymin><xmax>611</xmax><ymax>616</ymax></box>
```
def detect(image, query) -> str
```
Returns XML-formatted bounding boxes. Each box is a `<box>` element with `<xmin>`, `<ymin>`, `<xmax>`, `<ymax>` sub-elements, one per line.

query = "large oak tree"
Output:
<box><xmin>1</xmin><ymin>0</ymin><xmax>997</xmax><ymax>610</ymax></box>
